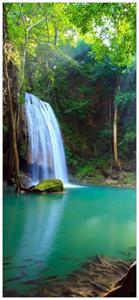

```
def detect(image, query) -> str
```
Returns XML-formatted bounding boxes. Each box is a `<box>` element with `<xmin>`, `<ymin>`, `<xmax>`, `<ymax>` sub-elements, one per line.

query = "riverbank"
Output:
<box><xmin>80</xmin><ymin>171</ymin><xmax>136</xmax><ymax>188</ymax></box>
<box><xmin>72</xmin><ymin>168</ymin><xmax>136</xmax><ymax>188</ymax></box>
<box><xmin>71</xmin><ymin>158</ymin><xmax>136</xmax><ymax>188</ymax></box>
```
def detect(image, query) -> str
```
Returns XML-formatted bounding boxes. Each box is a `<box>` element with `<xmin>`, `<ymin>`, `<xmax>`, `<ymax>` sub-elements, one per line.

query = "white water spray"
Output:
<box><xmin>24</xmin><ymin>93</ymin><xmax>68</xmax><ymax>185</ymax></box>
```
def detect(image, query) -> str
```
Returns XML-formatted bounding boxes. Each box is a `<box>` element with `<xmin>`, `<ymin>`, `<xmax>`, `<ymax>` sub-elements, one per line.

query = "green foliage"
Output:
<box><xmin>65</xmin><ymin>146</ymin><xmax>80</xmax><ymax>170</ymax></box>
<box><xmin>76</xmin><ymin>157</ymin><xmax>111</xmax><ymax>179</ymax></box>
<box><xmin>119</xmin><ymin>172</ymin><xmax>136</xmax><ymax>186</ymax></box>
<box><xmin>63</xmin><ymin>124</ymin><xmax>82</xmax><ymax>170</ymax></box>
<box><xmin>76</xmin><ymin>162</ymin><xmax>94</xmax><ymax>179</ymax></box>
<box><xmin>119</xmin><ymin>121</ymin><xmax>136</xmax><ymax>159</ymax></box>
<box><xmin>115</xmin><ymin>91</ymin><xmax>135</xmax><ymax>107</ymax></box>
<box><xmin>4</xmin><ymin>2</ymin><xmax>136</xmax><ymax>177</ymax></box>
<box><xmin>63</xmin><ymin>98</ymin><xmax>91</xmax><ymax>119</ymax></box>
<box><xmin>114</xmin><ymin>62</ymin><xmax>136</xmax><ymax>160</ymax></box>
<box><xmin>123</xmin><ymin>130</ymin><xmax>136</xmax><ymax>145</ymax></box>
<box><xmin>5</xmin><ymin>2</ymin><xmax>136</xmax><ymax>85</ymax></box>
<box><xmin>19</xmin><ymin>94</ymin><xmax>25</xmax><ymax>104</ymax></box>
<box><xmin>66</xmin><ymin>3</ymin><xmax>136</xmax><ymax>67</ymax></box>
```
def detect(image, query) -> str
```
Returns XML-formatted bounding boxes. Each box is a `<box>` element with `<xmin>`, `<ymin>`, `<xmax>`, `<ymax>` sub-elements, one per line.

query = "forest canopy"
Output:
<box><xmin>3</xmin><ymin>2</ymin><xmax>136</xmax><ymax>187</ymax></box>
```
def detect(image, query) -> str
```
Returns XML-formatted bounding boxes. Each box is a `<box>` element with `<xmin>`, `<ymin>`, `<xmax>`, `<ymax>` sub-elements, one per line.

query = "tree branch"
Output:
<box><xmin>54</xmin><ymin>26</ymin><xmax>58</xmax><ymax>47</ymax></box>
<box><xmin>19</xmin><ymin>4</ymin><xmax>27</xmax><ymax>28</ymax></box>
<box><xmin>27</xmin><ymin>17</ymin><xmax>46</xmax><ymax>33</ymax></box>
<box><xmin>46</xmin><ymin>17</ymin><xmax>50</xmax><ymax>43</ymax></box>
<box><xmin>19</xmin><ymin>16</ymin><xmax>46</xmax><ymax>94</ymax></box>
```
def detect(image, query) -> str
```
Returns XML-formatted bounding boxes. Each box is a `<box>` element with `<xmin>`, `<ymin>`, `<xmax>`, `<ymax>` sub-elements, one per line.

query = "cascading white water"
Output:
<box><xmin>24</xmin><ymin>93</ymin><xmax>68</xmax><ymax>185</ymax></box>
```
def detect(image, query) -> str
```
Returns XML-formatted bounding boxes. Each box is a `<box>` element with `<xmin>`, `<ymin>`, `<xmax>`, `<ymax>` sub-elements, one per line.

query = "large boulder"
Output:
<box><xmin>30</xmin><ymin>178</ymin><xmax>64</xmax><ymax>193</ymax></box>
<box><xmin>104</xmin><ymin>261</ymin><xmax>136</xmax><ymax>297</ymax></box>
<box><xmin>19</xmin><ymin>174</ymin><xmax>33</xmax><ymax>188</ymax></box>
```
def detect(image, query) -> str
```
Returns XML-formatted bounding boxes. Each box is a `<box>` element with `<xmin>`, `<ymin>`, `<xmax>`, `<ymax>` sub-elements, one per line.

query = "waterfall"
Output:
<box><xmin>24</xmin><ymin>93</ymin><xmax>68</xmax><ymax>185</ymax></box>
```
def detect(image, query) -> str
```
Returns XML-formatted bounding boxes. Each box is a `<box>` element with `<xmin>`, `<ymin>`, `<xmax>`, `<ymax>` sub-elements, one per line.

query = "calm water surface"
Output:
<box><xmin>3</xmin><ymin>185</ymin><xmax>136</xmax><ymax>295</ymax></box>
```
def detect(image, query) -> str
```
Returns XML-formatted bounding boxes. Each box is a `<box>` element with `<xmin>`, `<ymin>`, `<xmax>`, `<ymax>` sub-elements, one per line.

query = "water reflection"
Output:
<box><xmin>4</xmin><ymin>191</ymin><xmax>68</xmax><ymax>284</ymax></box>
<box><xmin>21</xmin><ymin>193</ymin><xmax>66</xmax><ymax>257</ymax></box>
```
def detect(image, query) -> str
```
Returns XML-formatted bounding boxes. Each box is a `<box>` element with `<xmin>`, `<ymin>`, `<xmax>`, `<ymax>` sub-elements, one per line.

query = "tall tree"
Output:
<box><xmin>3</xmin><ymin>5</ymin><xmax>21</xmax><ymax>190</ymax></box>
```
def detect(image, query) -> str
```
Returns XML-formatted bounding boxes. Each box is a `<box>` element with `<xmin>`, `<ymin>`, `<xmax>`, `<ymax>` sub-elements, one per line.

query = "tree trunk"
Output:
<box><xmin>113</xmin><ymin>105</ymin><xmax>118</xmax><ymax>164</ymax></box>
<box><xmin>113</xmin><ymin>81</ymin><xmax>121</xmax><ymax>170</ymax></box>
<box><xmin>108</xmin><ymin>95</ymin><xmax>113</xmax><ymax>178</ymax></box>
<box><xmin>4</xmin><ymin>44</ymin><xmax>21</xmax><ymax>191</ymax></box>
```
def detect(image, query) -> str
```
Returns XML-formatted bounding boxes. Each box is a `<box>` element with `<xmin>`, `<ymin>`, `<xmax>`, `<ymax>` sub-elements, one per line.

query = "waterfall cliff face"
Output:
<box><xmin>24</xmin><ymin>93</ymin><xmax>68</xmax><ymax>185</ymax></box>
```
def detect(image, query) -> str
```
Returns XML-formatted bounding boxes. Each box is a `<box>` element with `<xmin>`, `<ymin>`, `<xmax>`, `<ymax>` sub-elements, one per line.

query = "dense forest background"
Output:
<box><xmin>3</xmin><ymin>3</ymin><xmax>136</xmax><ymax>188</ymax></box>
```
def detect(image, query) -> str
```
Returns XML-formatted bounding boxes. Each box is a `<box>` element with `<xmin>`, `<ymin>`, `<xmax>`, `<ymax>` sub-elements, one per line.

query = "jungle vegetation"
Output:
<box><xmin>3</xmin><ymin>3</ymin><xmax>136</xmax><ymax>189</ymax></box>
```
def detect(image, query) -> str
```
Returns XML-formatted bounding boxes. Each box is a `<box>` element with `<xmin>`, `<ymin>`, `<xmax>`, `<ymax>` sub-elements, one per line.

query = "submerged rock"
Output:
<box><xmin>35</xmin><ymin>255</ymin><xmax>134</xmax><ymax>297</ymax></box>
<box><xmin>4</xmin><ymin>255</ymin><xmax>135</xmax><ymax>297</ymax></box>
<box><xmin>30</xmin><ymin>178</ymin><xmax>64</xmax><ymax>193</ymax></box>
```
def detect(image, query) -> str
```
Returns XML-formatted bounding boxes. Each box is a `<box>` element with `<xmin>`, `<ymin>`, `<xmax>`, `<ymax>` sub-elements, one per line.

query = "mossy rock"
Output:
<box><xmin>30</xmin><ymin>178</ymin><xmax>64</xmax><ymax>193</ymax></box>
